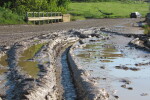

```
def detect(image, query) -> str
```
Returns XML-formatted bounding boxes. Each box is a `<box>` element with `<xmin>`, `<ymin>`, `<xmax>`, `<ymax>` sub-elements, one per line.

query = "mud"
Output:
<box><xmin>68</xmin><ymin>28</ymin><xmax>150</xmax><ymax>100</ymax></box>
<box><xmin>0</xmin><ymin>18</ymin><xmax>149</xmax><ymax>100</ymax></box>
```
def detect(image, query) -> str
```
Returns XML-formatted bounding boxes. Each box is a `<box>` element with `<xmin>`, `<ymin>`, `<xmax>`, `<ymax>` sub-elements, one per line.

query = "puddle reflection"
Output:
<box><xmin>74</xmin><ymin>38</ymin><xmax>150</xmax><ymax>100</ymax></box>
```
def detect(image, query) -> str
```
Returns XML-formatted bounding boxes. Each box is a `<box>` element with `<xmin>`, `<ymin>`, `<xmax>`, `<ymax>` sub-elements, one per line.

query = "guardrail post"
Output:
<box><xmin>51</xmin><ymin>12</ymin><xmax>53</xmax><ymax>23</ymax></box>
<box><xmin>33</xmin><ymin>12</ymin><xmax>35</xmax><ymax>24</ymax></box>
<box><xmin>54</xmin><ymin>13</ymin><xmax>56</xmax><ymax>23</ymax></box>
<box><xmin>38</xmin><ymin>12</ymin><xmax>40</xmax><ymax>25</ymax></box>
<box><xmin>26</xmin><ymin>12</ymin><xmax>29</xmax><ymax>24</ymax></box>
<box><xmin>46</xmin><ymin>12</ymin><xmax>49</xmax><ymax>24</ymax></box>
<box><xmin>42</xmin><ymin>12</ymin><xmax>44</xmax><ymax>24</ymax></box>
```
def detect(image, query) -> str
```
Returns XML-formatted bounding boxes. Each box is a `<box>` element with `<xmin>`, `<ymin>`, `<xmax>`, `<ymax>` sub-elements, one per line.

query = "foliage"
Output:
<box><xmin>71</xmin><ymin>0</ymin><xmax>146</xmax><ymax>2</ymax></box>
<box><xmin>68</xmin><ymin>2</ymin><xmax>148</xmax><ymax>20</ymax></box>
<box><xmin>0</xmin><ymin>7</ymin><xmax>25</xmax><ymax>24</ymax></box>
<box><xmin>0</xmin><ymin>0</ymin><xmax>70</xmax><ymax>15</ymax></box>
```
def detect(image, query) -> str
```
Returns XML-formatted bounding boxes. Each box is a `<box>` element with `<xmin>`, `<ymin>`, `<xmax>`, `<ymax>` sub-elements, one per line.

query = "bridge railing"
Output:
<box><xmin>26</xmin><ymin>12</ymin><xmax>70</xmax><ymax>24</ymax></box>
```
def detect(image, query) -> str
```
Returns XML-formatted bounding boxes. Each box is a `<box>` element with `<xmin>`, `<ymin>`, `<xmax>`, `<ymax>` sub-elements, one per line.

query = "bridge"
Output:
<box><xmin>26</xmin><ymin>12</ymin><xmax>70</xmax><ymax>24</ymax></box>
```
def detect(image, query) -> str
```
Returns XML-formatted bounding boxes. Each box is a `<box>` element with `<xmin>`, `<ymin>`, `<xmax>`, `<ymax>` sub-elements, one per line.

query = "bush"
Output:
<box><xmin>0</xmin><ymin>7</ymin><xmax>25</xmax><ymax>24</ymax></box>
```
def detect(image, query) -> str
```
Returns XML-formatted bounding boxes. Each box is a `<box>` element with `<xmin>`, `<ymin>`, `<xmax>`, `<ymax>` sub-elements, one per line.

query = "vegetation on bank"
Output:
<box><xmin>143</xmin><ymin>25</ymin><xmax>150</xmax><ymax>34</ymax></box>
<box><xmin>0</xmin><ymin>0</ymin><xmax>70</xmax><ymax>24</ymax></box>
<box><xmin>0</xmin><ymin>7</ymin><xmax>25</xmax><ymax>24</ymax></box>
<box><xmin>68</xmin><ymin>1</ymin><xmax>148</xmax><ymax>20</ymax></box>
<box><xmin>0</xmin><ymin>0</ymin><xmax>149</xmax><ymax>24</ymax></box>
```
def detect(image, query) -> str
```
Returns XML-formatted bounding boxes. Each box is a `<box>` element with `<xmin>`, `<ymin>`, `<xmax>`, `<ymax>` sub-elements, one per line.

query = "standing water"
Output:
<box><xmin>61</xmin><ymin>47</ymin><xmax>77</xmax><ymax>100</ymax></box>
<box><xmin>73</xmin><ymin>37</ymin><xmax>150</xmax><ymax>100</ymax></box>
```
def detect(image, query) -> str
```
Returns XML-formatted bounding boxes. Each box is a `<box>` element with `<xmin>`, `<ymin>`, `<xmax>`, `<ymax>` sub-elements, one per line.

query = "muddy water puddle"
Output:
<box><xmin>74</xmin><ymin>38</ymin><xmax>150</xmax><ymax>100</ymax></box>
<box><xmin>0</xmin><ymin>54</ymin><xmax>8</xmax><ymax>75</ymax></box>
<box><xmin>61</xmin><ymin>47</ymin><xmax>77</xmax><ymax>100</ymax></box>
<box><xmin>18</xmin><ymin>44</ymin><xmax>44</xmax><ymax>78</ymax></box>
<box><xmin>0</xmin><ymin>55</ymin><xmax>8</xmax><ymax>96</ymax></box>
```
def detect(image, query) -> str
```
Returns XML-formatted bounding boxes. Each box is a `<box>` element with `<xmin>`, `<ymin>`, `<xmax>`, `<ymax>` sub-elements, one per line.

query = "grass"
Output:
<box><xmin>0</xmin><ymin>7</ymin><xmax>25</xmax><ymax>24</ymax></box>
<box><xmin>142</xmin><ymin>24</ymin><xmax>150</xmax><ymax>34</ymax></box>
<box><xmin>68</xmin><ymin>1</ymin><xmax>149</xmax><ymax>20</ymax></box>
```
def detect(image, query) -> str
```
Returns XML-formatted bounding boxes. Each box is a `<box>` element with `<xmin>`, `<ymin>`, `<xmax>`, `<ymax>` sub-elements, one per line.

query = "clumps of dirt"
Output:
<box><xmin>135</xmin><ymin>62</ymin><xmax>150</xmax><ymax>66</ymax></box>
<box><xmin>115</xmin><ymin>65</ymin><xmax>140</xmax><ymax>71</ymax></box>
<box><xmin>129</xmin><ymin>35</ymin><xmax>150</xmax><ymax>51</ymax></box>
<box><xmin>119</xmin><ymin>79</ymin><xmax>133</xmax><ymax>91</ymax></box>
<box><xmin>140</xmin><ymin>93</ymin><xmax>148</xmax><ymax>96</ymax></box>
<box><xmin>68</xmin><ymin>36</ymin><xmax>112</xmax><ymax>100</ymax></box>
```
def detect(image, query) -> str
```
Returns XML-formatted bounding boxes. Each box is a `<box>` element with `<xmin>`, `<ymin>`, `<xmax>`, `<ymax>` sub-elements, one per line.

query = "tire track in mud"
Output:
<box><xmin>0</xmin><ymin>30</ymin><xmax>81</xmax><ymax>100</ymax></box>
<box><xmin>0</xmin><ymin>27</ymin><xmax>112</xmax><ymax>100</ymax></box>
<box><xmin>0</xmin><ymin>23</ymin><xmax>149</xmax><ymax>100</ymax></box>
<box><xmin>58</xmin><ymin>46</ymin><xmax>77</xmax><ymax>100</ymax></box>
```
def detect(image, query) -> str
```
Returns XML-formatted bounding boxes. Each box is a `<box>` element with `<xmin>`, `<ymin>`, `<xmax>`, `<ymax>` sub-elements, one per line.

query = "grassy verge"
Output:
<box><xmin>68</xmin><ymin>2</ymin><xmax>148</xmax><ymax>20</ymax></box>
<box><xmin>0</xmin><ymin>7</ymin><xmax>25</xmax><ymax>24</ymax></box>
<box><xmin>143</xmin><ymin>25</ymin><xmax>150</xmax><ymax>34</ymax></box>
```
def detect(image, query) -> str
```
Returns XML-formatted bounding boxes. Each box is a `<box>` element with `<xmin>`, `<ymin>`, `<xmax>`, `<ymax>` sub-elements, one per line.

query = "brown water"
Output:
<box><xmin>0</xmin><ymin>55</ymin><xmax>8</xmax><ymax>67</ymax></box>
<box><xmin>74</xmin><ymin>37</ymin><xmax>150</xmax><ymax>100</ymax></box>
<box><xmin>0</xmin><ymin>55</ymin><xmax>8</xmax><ymax>75</ymax></box>
<box><xmin>18</xmin><ymin>44</ymin><xmax>44</xmax><ymax>78</ymax></box>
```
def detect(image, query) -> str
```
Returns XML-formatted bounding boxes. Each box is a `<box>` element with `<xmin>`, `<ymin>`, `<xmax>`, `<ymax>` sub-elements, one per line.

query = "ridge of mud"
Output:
<box><xmin>100</xmin><ymin>27</ymin><xmax>150</xmax><ymax>52</ymax></box>
<box><xmin>68</xmin><ymin>37</ymin><xmax>110</xmax><ymax>100</ymax></box>
<box><xmin>0</xmin><ymin>19</ymin><xmax>148</xmax><ymax>100</ymax></box>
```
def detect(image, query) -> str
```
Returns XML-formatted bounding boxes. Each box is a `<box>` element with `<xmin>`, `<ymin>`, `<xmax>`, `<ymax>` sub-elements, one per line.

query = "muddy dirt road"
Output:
<box><xmin>0</xmin><ymin>18</ymin><xmax>150</xmax><ymax>100</ymax></box>
<box><xmin>0</xmin><ymin>18</ymin><xmax>143</xmax><ymax>46</ymax></box>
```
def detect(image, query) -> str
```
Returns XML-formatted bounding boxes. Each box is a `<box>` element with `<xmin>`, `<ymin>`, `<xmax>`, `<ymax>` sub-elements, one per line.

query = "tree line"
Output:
<box><xmin>0</xmin><ymin>0</ymin><xmax>144</xmax><ymax>15</ymax></box>
<box><xmin>0</xmin><ymin>0</ymin><xmax>70</xmax><ymax>15</ymax></box>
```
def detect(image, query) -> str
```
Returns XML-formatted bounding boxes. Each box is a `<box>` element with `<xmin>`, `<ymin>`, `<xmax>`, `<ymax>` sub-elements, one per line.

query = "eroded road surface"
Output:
<box><xmin>0</xmin><ymin>18</ymin><xmax>150</xmax><ymax>100</ymax></box>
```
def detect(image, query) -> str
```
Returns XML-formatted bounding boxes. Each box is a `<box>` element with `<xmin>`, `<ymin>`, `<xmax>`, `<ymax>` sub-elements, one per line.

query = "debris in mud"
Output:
<box><xmin>120</xmin><ymin>79</ymin><xmax>131</xmax><ymax>84</ymax></box>
<box><xmin>140</xmin><ymin>93</ymin><xmax>148</xmax><ymax>96</ymax></box>
<box><xmin>114</xmin><ymin>95</ymin><xmax>119</xmax><ymax>99</ymax></box>
<box><xmin>121</xmin><ymin>84</ymin><xmax>126</xmax><ymax>88</ymax></box>
<box><xmin>121</xmin><ymin>84</ymin><xmax>133</xmax><ymax>90</ymax></box>
<box><xmin>100</xmin><ymin>66</ymin><xmax>105</xmax><ymax>69</ymax></box>
<box><xmin>115</xmin><ymin>65</ymin><xmax>140</xmax><ymax>71</ymax></box>
<box><xmin>130</xmin><ymin>67</ymin><xmax>140</xmax><ymax>71</ymax></box>
<box><xmin>135</xmin><ymin>62</ymin><xmax>150</xmax><ymax>66</ymax></box>
<box><xmin>127</xmin><ymin>87</ymin><xmax>133</xmax><ymax>90</ymax></box>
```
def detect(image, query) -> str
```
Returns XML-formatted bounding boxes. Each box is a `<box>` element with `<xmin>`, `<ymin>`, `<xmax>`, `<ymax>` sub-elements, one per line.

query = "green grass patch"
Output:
<box><xmin>0</xmin><ymin>7</ymin><xmax>25</xmax><ymax>24</ymax></box>
<box><xmin>68</xmin><ymin>2</ymin><xmax>148</xmax><ymax>20</ymax></box>
<box><xmin>142</xmin><ymin>25</ymin><xmax>150</xmax><ymax>34</ymax></box>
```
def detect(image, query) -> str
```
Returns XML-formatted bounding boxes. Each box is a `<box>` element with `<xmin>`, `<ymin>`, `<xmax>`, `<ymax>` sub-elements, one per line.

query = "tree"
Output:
<box><xmin>0</xmin><ymin>0</ymin><xmax>70</xmax><ymax>14</ymax></box>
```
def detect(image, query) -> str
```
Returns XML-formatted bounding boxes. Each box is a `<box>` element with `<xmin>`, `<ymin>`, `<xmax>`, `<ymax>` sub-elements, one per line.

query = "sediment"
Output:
<box><xmin>0</xmin><ymin>18</ymin><xmax>148</xmax><ymax>100</ymax></box>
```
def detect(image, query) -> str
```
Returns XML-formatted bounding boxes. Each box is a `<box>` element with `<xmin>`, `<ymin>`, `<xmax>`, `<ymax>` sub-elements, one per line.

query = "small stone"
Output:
<box><xmin>121</xmin><ymin>85</ymin><xmax>126</xmax><ymax>88</ymax></box>
<box><xmin>127</xmin><ymin>87</ymin><xmax>133</xmax><ymax>90</ymax></box>
<box><xmin>115</xmin><ymin>66</ymin><xmax>122</xmax><ymax>69</ymax></box>
<box><xmin>100</xmin><ymin>66</ymin><xmax>105</xmax><ymax>69</ymax></box>
<box><xmin>122</xmin><ymin>66</ymin><xmax>129</xmax><ymax>70</ymax></box>
<box><xmin>114</xmin><ymin>95</ymin><xmax>119</xmax><ymax>99</ymax></box>
<box><xmin>102</xmin><ymin>78</ymin><xmax>106</xmax><ymax>80</ymax></box>
<box><xmin>120</xmin><ymin>79</ymin><xmax>131</xmax><ymax>84</ymax></box>
<box><xmin>130</xmin><ymin>67</ymin><xmax>140</xmax><ymax>71</ymax></box>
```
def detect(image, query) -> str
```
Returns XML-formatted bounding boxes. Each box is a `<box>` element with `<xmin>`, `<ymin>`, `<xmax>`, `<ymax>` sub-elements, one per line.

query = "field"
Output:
<box><xmin>68</xmin><ymin>2</ymin><xmax>149</xmax><ymax>20</ymax></box>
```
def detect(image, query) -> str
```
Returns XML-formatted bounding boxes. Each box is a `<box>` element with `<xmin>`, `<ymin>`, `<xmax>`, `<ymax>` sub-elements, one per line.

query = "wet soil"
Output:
<box><xmin>0</xmin><ymin>18</ymin><xmax>149</xmax><ymax>100</ymax></box>
<box><xmin>0</xmin><ymin>18</ymin><xmax>143</xmax><ymax>46</ymax></box>
<box><xmin>71</xmin><ymin>34</ymin><xmax>150</xmax><ymax>100</ymax></box>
